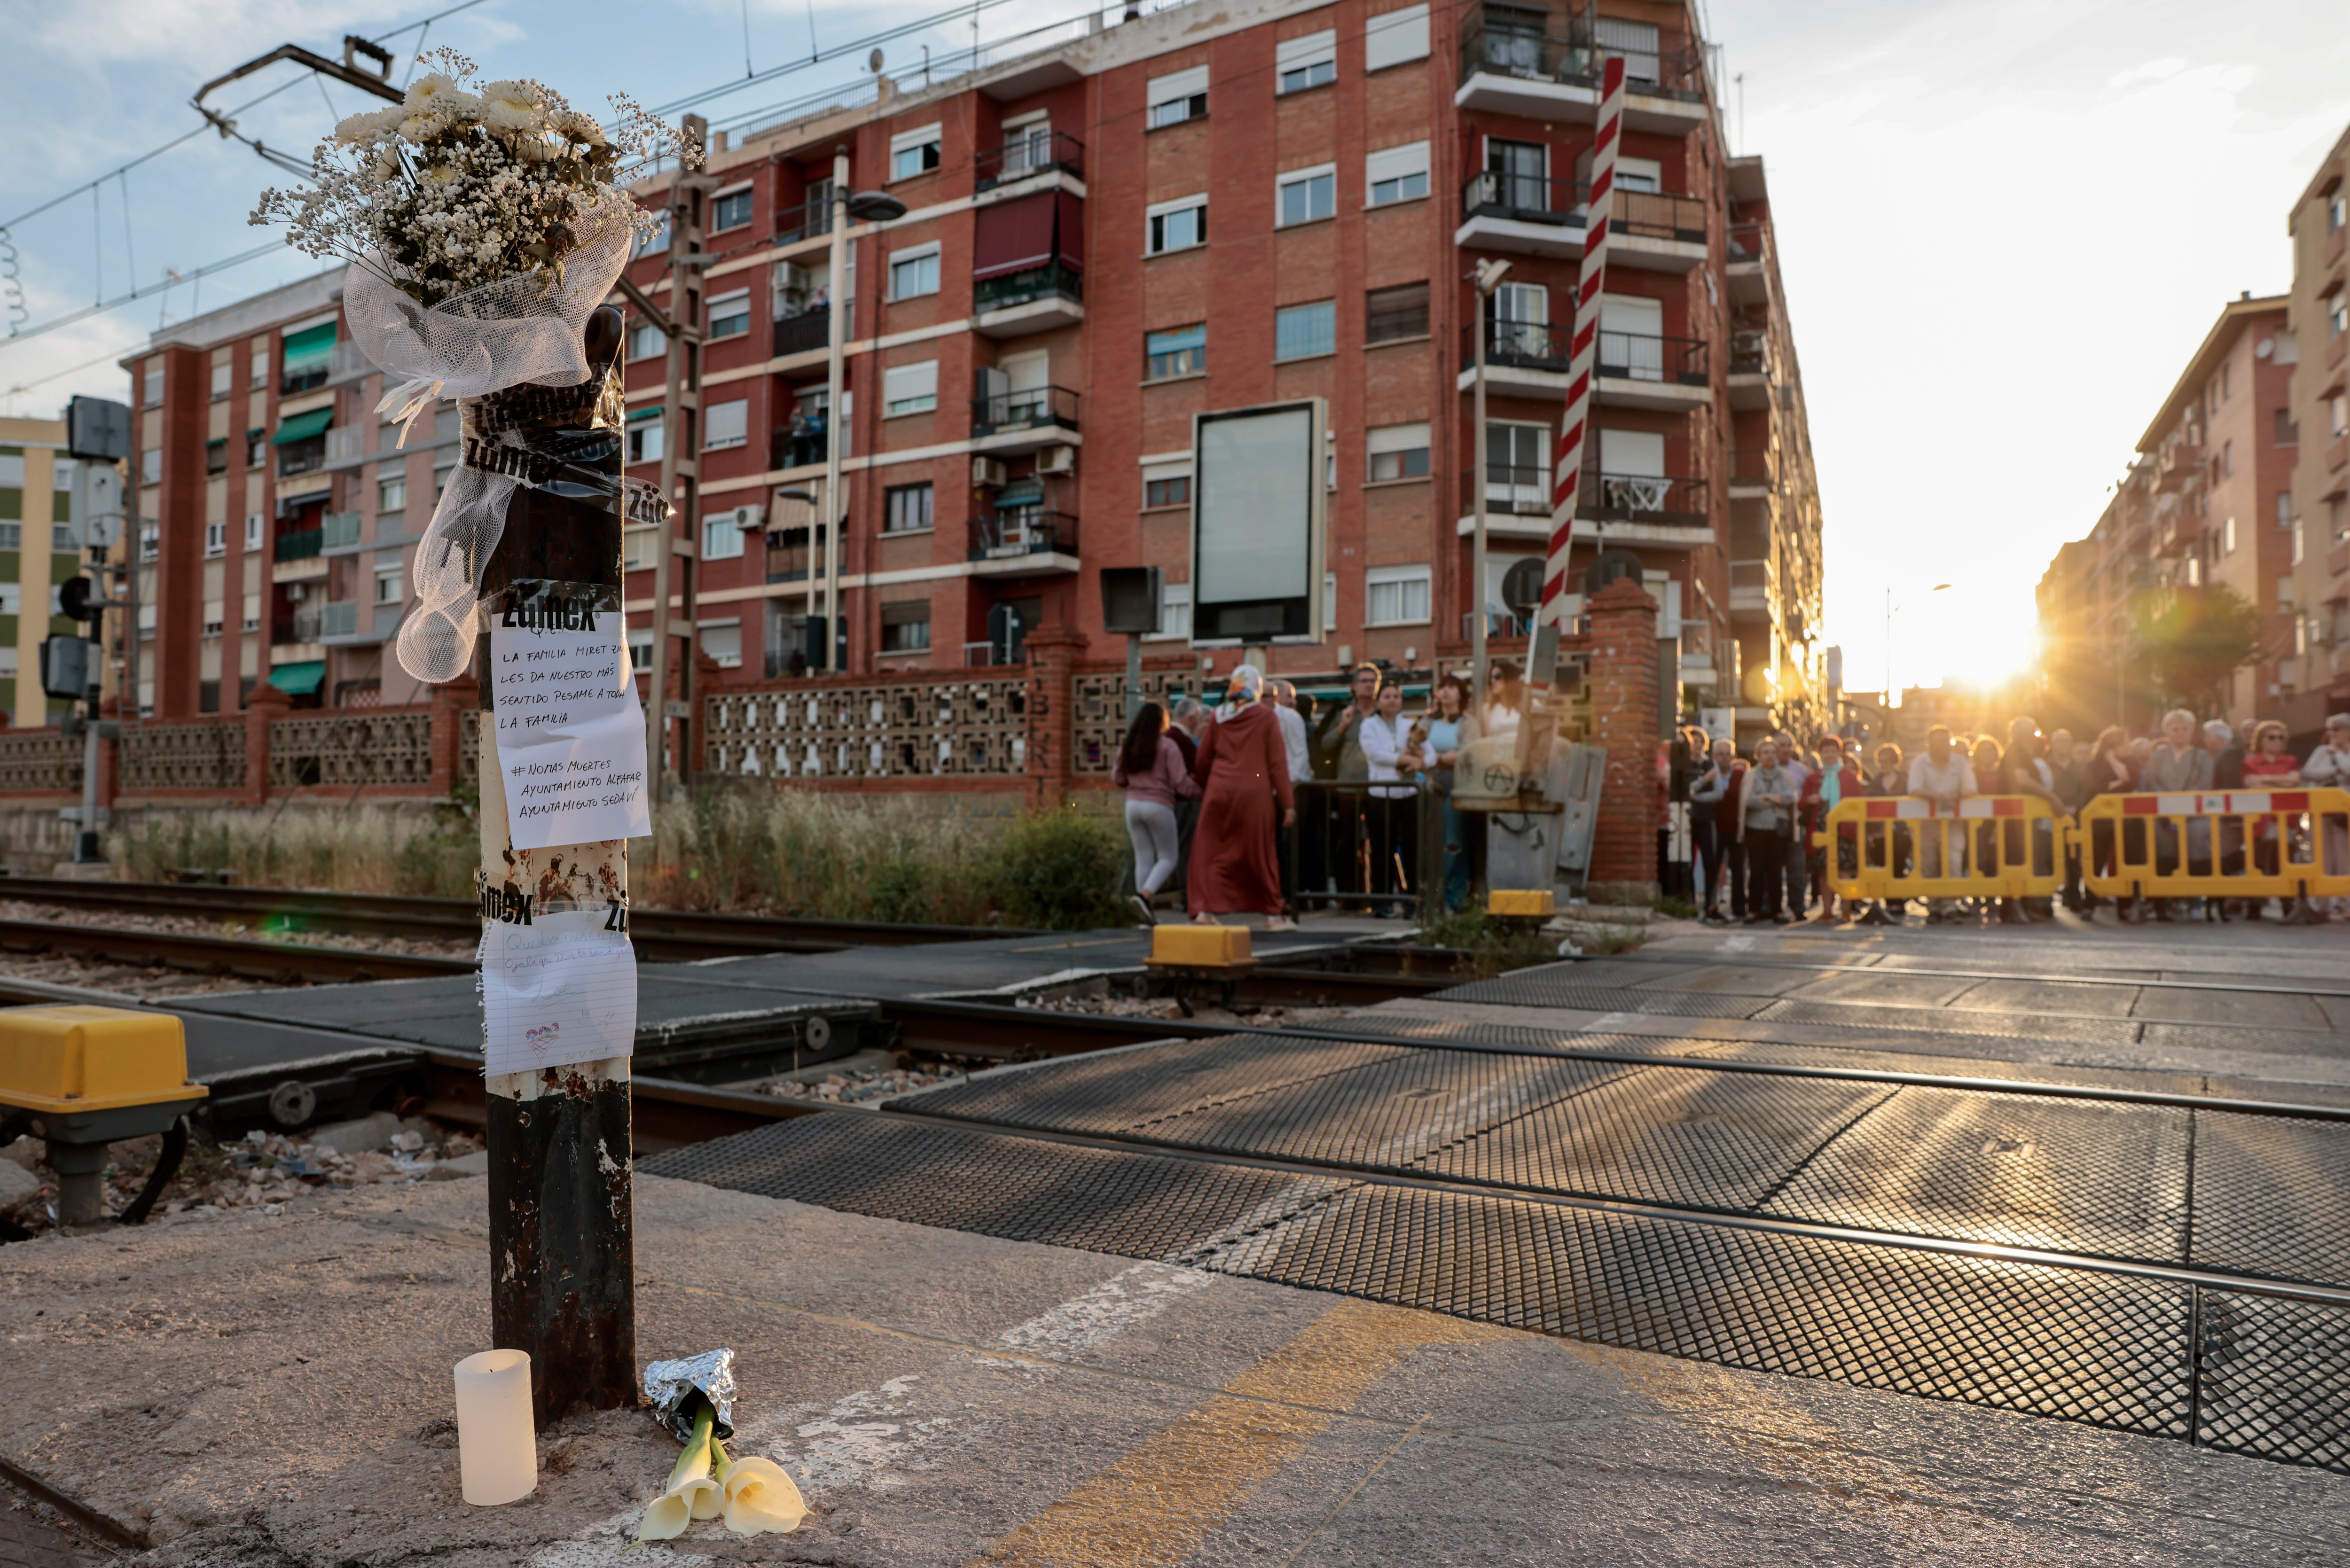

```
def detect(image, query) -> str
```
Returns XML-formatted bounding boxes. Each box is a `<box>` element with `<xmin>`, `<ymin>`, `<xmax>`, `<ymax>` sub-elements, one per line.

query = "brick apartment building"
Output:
<box><xmin>125</xmin><ymin>0</ymin><xmax>1828</xmax><ymax>739</ymax></box>
<box><xmin>2037</xmin><ymin>294</ymin><xmax>2297</xmax><ymax>735</ymax></box>
<box><xmin>2284</xmin><ymin>122</ymin><xmax>2350</xmax><ymax>733</ymax></box>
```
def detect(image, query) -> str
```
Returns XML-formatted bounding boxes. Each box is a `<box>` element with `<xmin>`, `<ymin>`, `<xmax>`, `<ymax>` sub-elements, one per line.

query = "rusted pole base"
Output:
<box><xmin>485</xmin><ymin>1061</ymin><xmax>636</xmax><ymax>1428</ymax></box>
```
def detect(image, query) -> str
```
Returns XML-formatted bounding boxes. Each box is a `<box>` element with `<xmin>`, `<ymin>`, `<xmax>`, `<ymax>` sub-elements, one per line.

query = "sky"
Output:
<box><xmin>1</xmin><ymin>0</ymin><xmax>2345</xmax><ymax>691</ymax></box>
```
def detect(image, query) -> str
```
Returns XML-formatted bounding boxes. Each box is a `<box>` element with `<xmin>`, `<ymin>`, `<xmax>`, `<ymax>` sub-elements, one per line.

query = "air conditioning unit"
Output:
<box><xmin>971</xmin><ymin>457</ymin><xmax>1009</xmax><ymax>487</ymax></box>
<box><xmin>1038</xmin><ymin>445</ymin><xmax>1076</xmax><ymax>476</ymax></box>
<box><xmin>727</xmin><ymin>503</ymin><xmax>765</xmax><ymax>531</ymax></box>
<box><xmin>775</xmin><ymin>262</ymin><xmax>815</xmax><ymax>296</ymax></box>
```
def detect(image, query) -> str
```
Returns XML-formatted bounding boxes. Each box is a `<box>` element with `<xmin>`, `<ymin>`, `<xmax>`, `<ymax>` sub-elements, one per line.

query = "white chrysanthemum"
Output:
<box><xmin>548</xmin><ymin>109</ymin><xmax>606</xmax><ymax>146</ymax></box>
<box><xmin>404</xmin><ymin>72</ymin><xmax>462</xmax><ymax>111</ymax></box>
<box><xmin>478</xmin><ymin>79</ymin><xmax>544</xmax><ymax>131</ymax></box>
<box><xmin>333</xmin><ymin>108</ymin><xmax>403</xmax><ymax>146</ymax></box>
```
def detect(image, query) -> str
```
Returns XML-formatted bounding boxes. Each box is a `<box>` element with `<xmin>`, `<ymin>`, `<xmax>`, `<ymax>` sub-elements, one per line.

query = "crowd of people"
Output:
<box><xmin>1112</xmin><ymin>661</ymin><xmax>1536</xmax><ymax>927</ymax></box>
<box><xmin>1669</xmin><ymin>710</ymin><xmax>2350</xmax><ymax>927</ymax></box>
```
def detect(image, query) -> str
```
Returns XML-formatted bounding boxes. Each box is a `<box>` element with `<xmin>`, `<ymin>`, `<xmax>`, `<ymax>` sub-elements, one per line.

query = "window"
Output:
<box><xmin>141</xmin><ymin>447</ymin><xmax>161</xmax><ymax>486</ymax></box>
<box><xmin>703</xmin><ymin>399</ymin><xmax>748</xmax><ymax>451</ymax></box>
<box><xmin>1615</xmin><ymin>156</ymin><xmax>1662</xmax><ymax>194</ymax></box>
<box><xmin>139</xmin><ymin>525</ymin><xmax>159</xmax><ymax>562</ymax></box>
<box><xmin>880</xmin><ymin>600</ymin><xmax>932</xmax><ymax>653</ymax></box>
<box><xmin>2332</xmin><ymin>191</ymin><xmax>2348</xmax><ymax>233</ymax></box>
<box><xmin>2293</xmin><ymin>516</ymin><xmax>2306</xmax><ymax>566</ymax></box>
<box><xmin>1278</xmin><ymin>165</ymin><xmax>1337</xmax><ymax>226</ymax></box>
<box><xmin>243</xmin><ymin>592</ymin><xmax>261</xmax><ymax>632</ymax></box>
<box><xmin>890</xmin><ymin>124</ymin><xmax>942</xmax><ymax>180</ymax></box>
<box><xmin>711</xmin><ymin>185</ymin><xmax>753</xmax><ymax>232</ymax></box>
<box><xmin>1143</xmin><ymin>467</ymin><xmax>1191</xmax><ymax>508</ymax></box>
<box><xmin>1366</xmin><ymin>564</ymin><xmax>1430</xmax><ymax>625</ymax></box>
<box><xmin>1367</xmin><ymin>422</ymin><xmax>1431</xmax><ymax>482</ymax></box>
<box><xmin>249</xmin><ymin>347</ymin><xmax>268</xmax><ymax>390</ymax></box>
<box><xmin>2277</xmin><ymin>407</ymin><xmax>2300</xmax><ymax>445</ymax></box>
<box><xmin>1150</xmin><ymin>578</ymin><xmax>1192</xmax><ymax>641</ymax></box>
<box><xmin>0</xmin><ymin>523</ymin><xmax>16</xmax><ymax>548</ymax></box>
<box><xmin>379</xmin><ymin>476</ymin><xmax>407</xmax><ymax>514</ymax></box>
<box><xmin>1487</xmin><ymin>421</ymin><xmax>1550</xmax><ymax>509</ymax></box>
<box><xmin>700</xmin><ymin>623</ymin><xmax>744</xmax><ymax>668</ymax></box>
<box><xmin>375</xmin><ymin>567</ymin><xmax>403</xmax><ymax>604</ymax></box>
<box><xmin>210</xmin><ymin>361</ymin><xmax>231</xmax><ymax>399</ymax></box>
<box><xmin>244</xmin><ymin>514</ymin><xmax>264</xmax><ymax>550</ymax></box>
<box><xmin>1146</xmin><ymin>65</ymin><xmax>1208</xmax><ymax>128</ymax></box>
<box><xmin>1365</xmin><ymin>141</ymin><xmax>1430</xmax><ymax>207</ymax></box>
<box><xmin>1147</xmin><ymin>323</ymin><xmax>1206</xmax><ymax>380</ymax></box>
<box><xmin>707</xmin><ymin>289</ymin><xmax>751</xmax><ymax>340</ymax></box>
<box><xmin>627</xmin><ymin>408</ymin><xmax>664</xmax><ymax>465</ymax></box>
<box><xmin>888</xmin><ymin>245</ymin><xmax>941</xmax><ymax>300</ymax></box>
<box><xmin>629</xmin><ymin>321</ymin><xmax>665</xmax><ymax>360</ymax></box>
<box><xmin>2278</xmin><ymin>491</ymin><xmax>2294</xmax><ymax>530</ymax></box>
<box><xmin>205</xmin><ymin>520</ymin><xmax>227</xmax><ymax>556</ymax></box>
<box><xmin>206</xmin><ymin>439</ymin><xmax>227</xmax><ymax>476</ymax></box>
<box><xmin>2223</xmin><ymin>437</ymin><xmax>2234</xmax><ymax>476</ymax></box>
<box><xmin>1596</xmin><ymin>15</ymin><xmax>1662</xmax><ymax>83</ymax></box>
<box><xmin>204</xmin><ymin>602</ymin><xmax>225</xmax><ymax>637</ymax></box>
<box><xmin>884</xmin><ymin>482</ymin><xmax>934</xmax><ymax>532</ymax></box>
<box><xmin>883</xmin><ymin>360</ymin><xmax>939</xmax><ymax>415</ymax></box>
<box><xmin>702</xmin><ymin>508</ymin><xmax>747</xmax><ymax>561</ymax></box>
<box><xmin>1147</xmin><ymin>196</ymin><xmax>1206</xmax><ymax>255</ymax></box>
<box><xmin>2331</xmin><ymin>296</ymin><xmax>2350</xmax><ymax>339</ymax></box>
<box><xmin>634</xmin><ymin>211</ymin><xmax>670</xmax><ymax>257</ymax></box>
<box><xmin>246</xmin><ymin>429</ymin><xmax>265</xmax><ymax>467</ymax></box>
<box><xmin>52</xmin><ymin>458</ymin><xmax>73</xmax><ymax>492</ymax></box>
<box><xmin>0</xmin><ymin>585</ymin><xmax>16</xmax><ymax>615</ymax></box>
<box><xmin>1365</xmin><ymin>3</ymin><xmax>1431</xmax><ymax>69</ymax></box>
<box><xmin>142</xmin><ymin>367</ymin><xmax>163</xmax><ymax>407</ymax></box>
<box><xmin>0</xmin><ymin>451</ymin><xmax>19</xmax><ymax>484</ymax></box>
<box><xmin>1275</xmin><ymin>300</ymin><xmax>1337</xmax><ymax>361</ymax></box>
<box><xmin>1277</xmin><ymin>29</ymin><xmax>1337</xmax><ymax>93</ymax></box>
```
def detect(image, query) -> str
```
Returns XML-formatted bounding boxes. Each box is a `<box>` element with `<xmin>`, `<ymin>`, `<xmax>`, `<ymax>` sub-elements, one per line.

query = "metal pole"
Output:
<box><xmin>1125</xmin><ymin>632</ymin><xmax>1142</xmax><ymax>720</ymax></box>
<box><xmin>646</xmin><ymin>115</ymin><xmax>706</xmax><ymax>799</ymax></box>
<box><xmin>479</xmin><ymin>305</ymin><xmax>636</xmax><ymax>1430</ymax></box>
<box><xmin>820</xmin><ymin>147</ymin><xmax>850</xmax><ymax>672</ymax></box>
<box><xmin>76</xmin><ymin>627</ymin><xmax>101</xmax><ymax>863</ymax></box>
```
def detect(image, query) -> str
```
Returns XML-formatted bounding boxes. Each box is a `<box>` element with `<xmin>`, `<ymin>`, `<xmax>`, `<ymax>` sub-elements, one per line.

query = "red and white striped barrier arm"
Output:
<box><xmin>1538</xmin><ymin>51</ymin><xmax>1626</xmax><ymax>627</ymax></box>
<box><xmin>2121</xmin><ymin>791</ymin><xmax>2311</xmax><ymax>815</ymax></box>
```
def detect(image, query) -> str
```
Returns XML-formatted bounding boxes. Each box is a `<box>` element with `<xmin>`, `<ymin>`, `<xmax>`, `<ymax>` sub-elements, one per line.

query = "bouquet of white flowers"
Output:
<box><xmin>248</xmin><ymin>50</ymin><xmax>693</xmax><ymax>685</ymax></box>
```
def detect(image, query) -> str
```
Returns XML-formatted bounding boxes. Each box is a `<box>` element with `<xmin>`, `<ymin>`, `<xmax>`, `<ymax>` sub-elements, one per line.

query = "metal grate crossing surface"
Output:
<box><xmin>647</xmin><ymin>1113</ymin><xmax>2350</xmax><ymax>1468</ymax></box>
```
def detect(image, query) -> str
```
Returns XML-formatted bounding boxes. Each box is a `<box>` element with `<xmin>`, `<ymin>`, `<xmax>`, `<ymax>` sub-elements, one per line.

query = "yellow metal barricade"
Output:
<box><xmin>1820</xmin><ymin>794</ymin><xmax>2066</xmax><ymax>902</ymax></box>
<box><xmin>2074</xmin><ymin>788</ymin><xmax>2350</xmax><ymax>902</ymax></box>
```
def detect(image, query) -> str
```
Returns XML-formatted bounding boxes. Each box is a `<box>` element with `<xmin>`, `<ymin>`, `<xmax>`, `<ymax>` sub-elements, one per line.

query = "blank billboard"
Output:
<box><xmin>1191</xmin><ymin>399</ymin><xmax>1325</xmax><ymax>642</ymax></box>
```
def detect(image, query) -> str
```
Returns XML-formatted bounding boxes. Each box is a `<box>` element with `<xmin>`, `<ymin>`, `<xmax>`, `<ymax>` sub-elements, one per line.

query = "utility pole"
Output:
<box><xmin>645</xmin><ymin>114</ymin><xmax>709</xmax><ymax>799</ymax></box>
<box><xmin>1471</xmin><ymin>257</ymin><xmax>1511</xmax><ymax>704</ymax></box>
<box><xmin>818</xmin><ymin>147</ymin><xmax>849</xmax><ymax>671</ymax></box>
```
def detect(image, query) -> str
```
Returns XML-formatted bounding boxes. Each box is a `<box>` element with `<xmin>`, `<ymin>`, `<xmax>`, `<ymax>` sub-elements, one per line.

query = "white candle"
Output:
<box><xmin>453</xmin><ymin>1349</ymin><xmax>537</xmax><ymax>1505</ymax></box>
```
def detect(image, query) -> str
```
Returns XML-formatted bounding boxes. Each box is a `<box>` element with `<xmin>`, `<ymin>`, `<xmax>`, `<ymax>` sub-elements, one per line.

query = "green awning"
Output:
<box><xmin>272</xmin><ymin>408</ymin><xmax>334</xmax><ymax>445</ymax></box>
<box><xmin>268</xmin><ymin>660</ymin><xmax>326</xmax><ymax>695</ymax></box>
<box><xmin>995</xmin><ymin>478</ymin><xmax>1044</xmax><ymax>507</ymax></box>
<box><xmin>281</xmin><ymin>322</ymin><xmax>337</xmax><ymax>370</ymax></box>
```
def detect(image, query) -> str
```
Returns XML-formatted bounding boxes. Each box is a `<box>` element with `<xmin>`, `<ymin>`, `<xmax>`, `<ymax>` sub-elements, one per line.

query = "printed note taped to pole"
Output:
<box><xmin>481</xmin><ymin>907</ymin><xmax>637</xmax><ymax>1074</ymax></box>
<box><xmin>491</xmin><ymin>581</ymin><xmax>650</xmax><ymax>850</ymax></box>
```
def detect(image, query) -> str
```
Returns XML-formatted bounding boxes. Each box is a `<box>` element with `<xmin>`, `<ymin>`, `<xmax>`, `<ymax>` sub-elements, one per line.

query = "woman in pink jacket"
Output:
<box><xmin>1111</xmin><ymin>701</ymin><xmax>1198</xmax><ymax>926</ymax></box>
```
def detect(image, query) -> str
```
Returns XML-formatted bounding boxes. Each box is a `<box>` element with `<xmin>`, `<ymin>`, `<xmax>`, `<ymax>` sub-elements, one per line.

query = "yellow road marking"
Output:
<box><xmin>969</xmin><ymin>1298</ymin><xmax>1498</xmax><ymax>1568</ymax></box>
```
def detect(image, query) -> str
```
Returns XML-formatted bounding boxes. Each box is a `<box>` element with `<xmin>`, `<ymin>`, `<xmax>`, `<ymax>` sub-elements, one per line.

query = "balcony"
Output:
<box><xmin>1460</xmin><ymin>321</ymin><xmax>1710</xmax><ymax>410</ymax></box>
<box><xmin>772</xmin><ymin>310</ymin><xmax>830</xmax><ymax>360</ymax></box>
<box><xmin>277</xmin><ymin>440</ymin><xmax>328</xmax><ymax>478</ymax></box>
<box><xmin>1725</xmin><ymin>222</ymin><xmax>1772</xmax><ymax>304</ymax></box>
<box><xmin>1579</xmin><ymin>470</ymin><xmax>1709</xmax><ymax>538</ymax></box>
<box><xmin>1455</xmin><ymin>172</ymin><xmax>1588</xmax><ymax>257</ymax></box>
<box><xmin>769</xmin><ymin>425</ymin><xmax>829</xmax><ymax>471</ymax></box>
<box><xmin>1727</xmin><ymin>331</ymin><xmax>1774</xmax><ymax>410</ymax></box>
<box><xmin>325</xmin><ymin>339</ymin><xmax>375</xmax><ymax>388</ymax></box>
<box><xmin>1609</xmin><ymin>191</ymin><xmax>1708</xmax><ymax>271</ymax></box>
<box><xmin>775</xmin><ymin>197</ymin><xmax>835</xmax><ymax>247</ymax></box>
<box><xmin>321</xmin><ymin>511</ymin><xmax>366</xmax><ymax>553</ymax></box>
<box><xmin>279</xmin><ymin>365</ymin><xmax>328</xmax><ymax>396</ymax></box>
<box><xmin>971</xmin><ymin>383</ymin><xmax>1081</xmax><ymax>445</ymax></box>
<box><xmin>1727</xmin><ymin>446</ymin><xmax>1777</xmax><ymax>493</ymax></box>
<box><xmin>962</xmin><ymin>640</ymin><xmax>1029</xmax><ymax>668</ymax></box>
<box><xmin>1729</xmin><ymin>557</ymin><xmax>1777</xmax><ymax>623</ymax></box>
<box><xmin>968</xmin><ymin>509</ymin><xmax>1078</xmax><ymax>571</ymax></box>
<box><xmin>975</xmin><ymin>130</ymin><xmax>1084</xmax><ymax>193</ymax></box>
<box><xmin>973</xmin><ymin>262</ymin><xmax>1083</xmax><ymax>337</ymax></box>
<box><xmin>2332</xmin><ymin>431</ymin><xmax>2350</xmax><ymax>474</ymax></box>
<box><xmin>2157</xmin><ymin>442</ymin><xmax>2205</xmax><ymax>492</ymax></box>
<box><xmin>765</xmin><ymin>525</ymin><xmax>829</xmax><ymax>584</ymax></box>
<box><xmin>275</xmin><ymin>528</ymin><xmax>323</xmax><ymax>562</ymax></box>
<box><xmin>1457</xmin><ymin>19</ymin><xmax>1710</xmax><ymax>133</ymax></box>
<box><xmin>287</xmin><ymin>609</ymin><xmax>322</xmax><ymax>644</ymax></box>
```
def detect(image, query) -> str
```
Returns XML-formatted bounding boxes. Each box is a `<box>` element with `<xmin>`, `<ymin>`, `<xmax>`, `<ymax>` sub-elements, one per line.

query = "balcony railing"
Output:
<box><xmin>275</xmin><ymin>529</ymin><xmax>323</xmax><ymax>562</ymax></box>
<box><xmin>975</xmin><ymin>130</ymin><xmax>1084</xmax><ymax>191</ymax></box>
<box><xmin>971</xmin><ymin>383</ymin><xmax>1081</xmax><ymax>437</ymax></box>
<box><xmin>277</xmin><ymin>440</ymin><xmax>328</xmax><ymax>478</ymax></box>
<box><xmin>1465</xmin><ymin>321</ymin><xmax>1708</xmax><ymax>384</ymax></box>
<box><xmin>1729</xmin><ymin>447</ymin><xmax>1777</xmax><ymax>487</ymax></box>
<box><xmin>963</xmin><ymin>640</ymin><xmax>1028</xmax><ymax>667</ymax></box>
<box><xmin>1613</xmin><ymin>190</ymin><xmax>1707</xmax><ymax>245</ymax></box>
<box><xmin>775</xmin><ymin>197</ymin><xmax>835</xmax><ymax>245</ymax></box>
<box><xmin>974</xmin><ymin>260</ymin><xmax>1082</xmax><ymax>314</ymax></box>
<box><xmin>772</xmin><ymin>310</ymin><xmax>830</xmax><ymax>358</ymax></box>
<box><xmin>287</xmin><ymin>610</ymin><xmax>322</xmax><ymax>643</ymax></box>
<box><xmin>1726</xmin><ymin>222</ymin><xmax>1770</xmax><ymax>266</ymax></box>
<box><xmin>1461</xmin><ymin>171</ymin><xmax>1588</xmax><ymax>227</ymax></box>
<box><xmin>326</xmin><ymin>340</ymin><xmax>374</xmax><ymax>385</ymax></box>
<box><xmin>322</xmin><ymin>511</ymin><xmax>364</xmax><ymax>550</ymax></box>
<box><xmin>1462</xmin><ymin>610</ymin><xmax>1535</xmax><ymax>640</ymax></box>
<box><xmin>1458</xmin><ymin>18</ymin><xmax>1708</xmax><ymax>102</ymax></box>
<box><xmin>969</xmin><ymin>509</ymin><xmax>1077</xmax><ymax>561</ymax></box>
<box><xmin>325</xmin><ymin>425</ymin><xmax>365</xmax><ymax>463</ymax></box>
<box><xmin>1729</xmin><ymin>331</ymin><xmax>1771</xmax><ymax>377</ymax></box>
<box><xmin>1583</xmin><ymin>470</ymin><xmax>1708</xmax><ymax>527</ymax></box>
<box><xmin>279</xmin><ymin>364</ymin><xmax>329</xmax><ymax>396</ymax></box>
<box><xmin>321</xmin><ymin>601</ymin><xmax>360</xmax><ymax>639</ymax></box>
<box><xmin>770</xmin><ymin>426</ymin><xmax>829</xmax><ymax>470</ymax></box>
<box><xmin>765</xmin><ymin>525</ymin><xmax>829</xmax><ymax>584</ymax></box>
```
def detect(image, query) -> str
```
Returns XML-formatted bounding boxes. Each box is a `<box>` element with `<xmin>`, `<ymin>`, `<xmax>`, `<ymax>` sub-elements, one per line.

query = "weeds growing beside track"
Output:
<box><xmin>111</xmin><ymin>806</ymin><xmax>478</xmax><ymax>897</ymax></box>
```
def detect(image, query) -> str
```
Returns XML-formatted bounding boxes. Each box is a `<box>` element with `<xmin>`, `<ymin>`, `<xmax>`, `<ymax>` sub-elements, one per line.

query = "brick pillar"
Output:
<box><xmin>1023</xmin><ymin>625</ymin><xmax>1084</xmax><ymax>808</ymax></box>
<box><xmin>428</xmin><ymin>676</ymin><xmax>480</xmax><ymax>800</ymax></box>
<box><xmin>1584</xmin><ymin>576</ymin><xmax>1661</xmax><ymax>902</ymax></box>
<box><xmin>243</xmin><ymin>680</ymin><xmax>290</xmax><ymax>805</ymax></box>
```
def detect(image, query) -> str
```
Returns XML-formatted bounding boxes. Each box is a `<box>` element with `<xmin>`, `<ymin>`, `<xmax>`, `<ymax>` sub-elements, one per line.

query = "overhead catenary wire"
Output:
<box><xmin>0</xmin><ymin>241</ymin><xmax>296</xmax><ymax>354</ymax></box>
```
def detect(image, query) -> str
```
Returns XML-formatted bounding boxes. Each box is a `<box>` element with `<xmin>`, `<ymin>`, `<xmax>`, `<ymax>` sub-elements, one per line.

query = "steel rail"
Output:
<box><xmin>0</xmin><ymin>917</ymin><xmax>470</xmax><ymax>983</ymax></box>
<box><xmin>1609</xmin><ymin>948</ymin><xmax>2350</xmax><ymax>1000</ymax></box>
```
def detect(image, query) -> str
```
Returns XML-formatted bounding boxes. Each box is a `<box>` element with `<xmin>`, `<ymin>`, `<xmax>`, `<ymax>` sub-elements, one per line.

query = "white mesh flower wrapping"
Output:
<box><xmin>347</xmin><ymin>196</ymin><xmax>638</xmax><ymax>685</ymax></box>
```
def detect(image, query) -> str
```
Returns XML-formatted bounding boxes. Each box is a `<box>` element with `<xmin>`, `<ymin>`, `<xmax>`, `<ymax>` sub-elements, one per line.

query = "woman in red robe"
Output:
<box><xmin>1187</xmin><ymin>665</ymin><xmax>1297</xmax><ymax>928</ymax></box>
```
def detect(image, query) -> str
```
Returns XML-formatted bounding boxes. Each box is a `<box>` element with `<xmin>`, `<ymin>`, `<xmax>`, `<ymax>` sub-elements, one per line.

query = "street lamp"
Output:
<box><xmin>1469</xmin><ymin>257</ymin><xmax>1511</xmax><ymax>704</ymax></box>
<box><xmin>814</xmin><ymin>159</ymin><xmax>909</xmax><ymax>674</ymax></box>
<box><xmin>1883</xmin><ymin>581</ymin><xmax>1951</xmax><ymax>704</ymax></box>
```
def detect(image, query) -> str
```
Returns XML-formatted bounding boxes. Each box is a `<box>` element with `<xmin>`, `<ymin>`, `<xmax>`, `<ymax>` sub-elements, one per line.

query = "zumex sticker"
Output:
<box><xmin>490</xmin><ymin>580</ymin><xmax>651</xmax><ymax>850</ymax></box>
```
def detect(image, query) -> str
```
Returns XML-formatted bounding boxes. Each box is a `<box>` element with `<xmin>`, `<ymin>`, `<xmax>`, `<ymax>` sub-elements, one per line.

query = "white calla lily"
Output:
<box><xmin>635</xmin><ymin>1409</ymin><xmax>721</xmax><ymax>1542</ymax></box>
<box><xmin>712</xmin><ymin>1439</ymin><xmax>808</xmax><ymax>1537</ymax></box>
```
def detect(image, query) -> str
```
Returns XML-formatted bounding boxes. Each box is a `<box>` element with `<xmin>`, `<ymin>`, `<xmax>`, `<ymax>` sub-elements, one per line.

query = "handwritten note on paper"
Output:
<box><xmin>480</xmin><ymin>907</ymin><xmax>638</xmax><ymax>1074</ymax></box>
<box><xmin>490</xmin><ymin>581</ymin><xmax>651</xmax><ymax>851</ymax></box>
